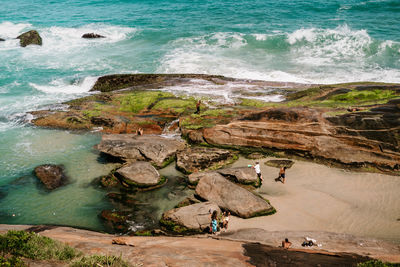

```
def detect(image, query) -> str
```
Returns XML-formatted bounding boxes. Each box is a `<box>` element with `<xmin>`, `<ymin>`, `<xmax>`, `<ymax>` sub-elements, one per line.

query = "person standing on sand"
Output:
<box><xmin>279</xmin><ymin>166</ymin><xmax>287</xmax><ymax>184</ymax></box>
<box><xmin>253</xmin><ymin>162</ymin><xmax>263</xmax><ymax>182</ymax></box>
<box><xmin>282</xmin><ymin>238</ymin><xmax>292</xmax><ymax>249</ymax></box>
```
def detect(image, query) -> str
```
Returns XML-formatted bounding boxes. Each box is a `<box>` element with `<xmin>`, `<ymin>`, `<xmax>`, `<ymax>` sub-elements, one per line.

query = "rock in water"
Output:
<box><xmin>161</xmin><ymin>202</ymin><xmax>220</xmax><ymax>233</ymax></box>
<box><xmin>82</xmin><ymin>33</ymin><xmax>105</xmax><ymax>39</ymax></box>
<box><xmin>95</xmin><ymin>134</ymin><xmax>186</xmax><ymax>168</ymax></box>
<box><xmin>116</xmin><ymin>161</ymin><xmax>160</xmax><ymax>187</ymax></box>
<box><xmin>195</xmin><ymin>175</ymin><xmax>275</xmax><ymax>218</ymax></box>
<box><xmin>16</xmin><ymin>30</ymin><xmax>42</xmax><ymax>47</ymax></box>
<box><xmin>33</xmin><ymin>164</ymin><xmax>67</xmax><ymax>190</ymax></box>
<box><xmin>176</xmin><ymin>147</ymin><xmax>236</xmax><ymax>173</ymax></box>
<box><xmin>0</xmin><ymin>38</ymin><xmax>5</xmax><ymax>41</ymax></box>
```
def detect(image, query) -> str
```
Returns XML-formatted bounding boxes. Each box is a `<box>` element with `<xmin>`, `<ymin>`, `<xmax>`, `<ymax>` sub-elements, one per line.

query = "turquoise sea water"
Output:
<box><xmin>1</xmin><ymin>0</ymin><xmax>400</xmax><ymax>230</ymax></box>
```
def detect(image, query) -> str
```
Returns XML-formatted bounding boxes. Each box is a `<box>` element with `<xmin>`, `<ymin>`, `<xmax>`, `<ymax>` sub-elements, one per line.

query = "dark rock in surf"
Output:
<box><xmin>33</xmin><ymin>164</ymin><xmax>67</xmax><ymax>190</ymax></box>
<box><xmin>82</xmin><ymin>33</ymin><xmax>105</xmax><ymax>39</ymax></box>
<box><xmin>17</xmin><ymin>30</ymin><xmax>42</xmax><ymax>47</ymax></box>
<box><xmin>0</xmin><ymin>38</ymin><xmax>5</xmax><ymax>42</ymax></box>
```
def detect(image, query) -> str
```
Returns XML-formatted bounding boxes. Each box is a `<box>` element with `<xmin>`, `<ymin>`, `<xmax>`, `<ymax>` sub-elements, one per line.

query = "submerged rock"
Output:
<box><xmin>115</xmin><ymin>161</ymin><xmax>161</xmax><ymax>187</ymax></box>
<box><xmin>95</xmin><ymin>134</ymin><xmax>186</xmax><ymax>168</ymax></box>
<box><xmin>161</xmin><ymin>202</ymin><xmax>220</xmax><ymax>233</ymax></box>
<box><xmin>82</xmin><ymin>33</ymin><xmax>105</xmax><ymax>38</ymax></box>
<box><xmin>176</xmin><ymin>147</ymin><xmax>236</xmax><ymax>173</ymax></box>
<box><xmin>17</xmin><ymin>30</ymin><xmax>42</xmax><ymax>47</ymax></box>
<box><xmin>33</xmin><ymin>164</ymin><xmax>67</xmax><ymax>190</ymax></box>
<box><xmin>195</xmin><ymin>175</ymin><xmax>275</xmax><ymax>218</ymax></box>
<box><xmin>99</xmin><ymin>210</ymin><xmax>130</xmax><ymax>233</ymax></box>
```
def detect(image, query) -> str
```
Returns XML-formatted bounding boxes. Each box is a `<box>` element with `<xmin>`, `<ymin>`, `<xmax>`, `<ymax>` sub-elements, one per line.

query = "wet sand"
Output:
<box><xmin>228</xmin><ymin>157</ymin><xmax>400</xmax><ymax>243</ymax></box>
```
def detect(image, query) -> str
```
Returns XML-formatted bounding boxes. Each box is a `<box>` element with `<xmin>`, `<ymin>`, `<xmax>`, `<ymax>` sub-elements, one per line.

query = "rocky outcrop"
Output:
<box><xmin>217</xmin><ymin>167</ymin><xmax>259</xmax><ymax>186</ymax></box>
<box><xmin>99</xmin><ymin>210</ymin><xmax>130</xmax><ymax>233</ymax></box>
<box><xmin>202</xmin><ymin>107</ymin><xmax>400</xmax><ymax>171</ymax></box>
<box><xmin>176</xmin><ymin>147</ymin><xmax>236</xmax><ymax>173</ymax></box>
<box><xmin>187</xmin><ymin>171</ymin><xmax>222</xmax><ymax>185</ymax></box>
<box><xmin>17</xmin><ymin>30</ymin><xmax>42</xmax><ymax>47</ymax></box>
<box><xmin>95</xmin><ymin>134</ymin><xmax>186</xmax><ymax>168</ymax></box>
<box><xmin>115</xmin><ymin>161</ymin><xmax>161</xmax><ymax>187</ymax></box>
<box><xmin>33</xmin><ymin>164</ymin><xmax>67</xmax><ymax>190</ymax></box>
<box><xmin>161</xmin><ymin>202</ymin><xmax>220</xmax><ymax>233</ymax></box>
<box><xmin>195</xmin><ymin>175</ymin><xmax>275</xmax><ymax>218</ymax></box>
<box><xmin>82</xmin><ymin>33</ymin><xmax>105</xmax><ymax>39</ymax></box>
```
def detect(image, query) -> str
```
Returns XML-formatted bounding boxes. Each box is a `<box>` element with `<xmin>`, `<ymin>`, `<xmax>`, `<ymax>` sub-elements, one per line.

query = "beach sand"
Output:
<box><xmin>228</xmin><ymin>157</ymin><xmax>400</xmax><ymax>243</ymax></box>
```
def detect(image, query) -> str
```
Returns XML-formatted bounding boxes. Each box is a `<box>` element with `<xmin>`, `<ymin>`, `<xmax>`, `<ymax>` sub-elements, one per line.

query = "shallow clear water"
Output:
<box><xmin>1</xmin><ymin>0</ymin><xmax>400</xmax><ymax>231</ymax></box>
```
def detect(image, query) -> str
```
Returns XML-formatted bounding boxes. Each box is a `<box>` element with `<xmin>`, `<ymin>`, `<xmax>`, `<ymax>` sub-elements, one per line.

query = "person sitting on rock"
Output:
<box><xmin>282</xmin><ymin>238</ymin><xmax>292</xmax><ymax>249</ymax></box>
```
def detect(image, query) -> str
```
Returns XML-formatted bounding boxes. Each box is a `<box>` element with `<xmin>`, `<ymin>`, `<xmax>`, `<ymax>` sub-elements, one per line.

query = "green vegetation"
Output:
<box><xmin>331</xmin><ymin>89</ymin><xmax>396</xmax><ymax>103</ymax></box>
<box><xmin>117</xmin><ymin>91</ymin><xmax>174</xmax><ymax>113</ymax></box>
<box><xmin>240</xmin><ymin>98</ymin><xmax>271</xmax><ymax>108</ymax></box>
<box><xmin>0</xmin><ymin>230</ymin><xmax>133</xmax><ymax>267</ymax></box>
<box><xmin>180</xmin><ymin>108</ymin><xmax>235</xmax><ymax>130</ymax></box>
<box><xmin>152</xmin><ymin>98</ymin><xmax>196</xmax><ymax>114</ymax></box>
<box><xmin>159</xmin><ymin>218</ymin><xmax>191</xmax><ymax>234</ymax></box>
<box><xmin>70</xmin><ymin>255</ymin><xmax>130</xmax><ymax>267</ymax></box>
<box><xmin>133</xmin><ymin>230</ymin><xmax>153</xmax><ymax>236</ymax></box>
<box><xmin>357</xmin><ymin>260</ymin><xmax>400</xmax><ymax>267</ymax></box>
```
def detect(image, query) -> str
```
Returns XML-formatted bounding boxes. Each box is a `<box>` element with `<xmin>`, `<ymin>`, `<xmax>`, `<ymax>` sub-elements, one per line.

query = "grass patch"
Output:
<box><xmin>240</xmin><ymin>98</ymin><xmax>270</xmax><ymax>108</ymax></box>
<box><xmin>70</xmin><ymin>254</ymin><xmax>130</xmax><ymax>267</ymax></box>
<box><xmin>116</xmin><ymin>91</ymin><xmax>174</xmax><ymax>113</ymax></box>
<box><xmin>357</xmin><ymin>260</ymin><xmax>400</xmax><ymax>267</ymax></box>
<box><xmin>151</xmin><ymin>98</ymin><xmax>196</xmax><ymax>114</ymax></box>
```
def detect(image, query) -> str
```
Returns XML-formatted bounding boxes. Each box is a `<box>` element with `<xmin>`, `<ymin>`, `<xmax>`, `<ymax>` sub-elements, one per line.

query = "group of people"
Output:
<box><xmin>252</xmin><ymin>161</ymin><xmax>287</xmax><ymax>184</ymax></box>
<box><xmin>209</xmin><ymin>210</ymin><xmax>230</xmax><ymax>234</ymax></box>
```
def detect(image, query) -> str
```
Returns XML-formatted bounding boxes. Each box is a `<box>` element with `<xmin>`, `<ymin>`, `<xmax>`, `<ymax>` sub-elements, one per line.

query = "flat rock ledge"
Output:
<box><xmin>195</xmin><ymin>174</ymin><xmax>275</xmax><ymax>218</ymax></box>
<box><xmin>115</xmin><ymin>161</ymin><xmax>161</xmax><ymax>187</ymax></box>
<box><xmin>161</xmin><ymin>202</ymin><xmax>220</xmax><ymax>233</ymax></box>
<box><xmin>265</xmin><ymin>159</ymin><xmax>295</xmax><ymax>168</ymax></box>
<box><xmin>176</xmin><ymin>147</ymin><xmax>237</xmax><ymax>174</ymax></box>
<box><xmin>33</xmin><ymin>164</ymin><xmax>67</xmax><ymax>190</ymax></box>
<box><xmin>17</xmin><ymin>30</ymin><xmax>42</xmax><ymax>47</ymax></box>
<box><xmin>95</xmin><ymin>134</ymin><xmax>186</xmax><ymax>168</ymax></box>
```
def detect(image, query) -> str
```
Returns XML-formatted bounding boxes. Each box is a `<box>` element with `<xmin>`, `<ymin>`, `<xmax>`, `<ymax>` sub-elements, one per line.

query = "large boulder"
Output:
<box><xmin>82</xmin><ymin>33</ymin><xmax>105</xmax><ymax>39</ymax></box>
<box><xmin>217</xmin><ymin>167</ymin><xmax>259</xmax><ymax>186</ymax></box>
<box><xmin>115</xmin><ymin>161</ymin><xmax>161</xmax><ymax>187</ymax></box>
<box><xmin>176</xmin><ymin>147</ymin><xmax>236</xmax><ymax>173</ymax></box>
<box><xmin>17</xmin><ymin>30</ymin><xmax>42</xmax><ymax>47</ymax></box>
<box><xmin>33</xmin><ymin>164</ymin><xmax>67</xmax><ymax>190</ymax></box>
<box><xmin>161</xmin><ymin>202</ymin><xmax>220</xmax><ymax>233</ymax></box>
<box><xmin>195</xmin><ymin>175</ymin><xmax>275</xmax><ymax>218</ymax></box>
<box><xmin>187</xmin><ymin>171</ymin><xmax>222</xmax><ymax>185</ymax></box>
<box><xmin>95</xmin><ymin>134</ymin><xmax>186</xmax><ymax>168</ymax></box>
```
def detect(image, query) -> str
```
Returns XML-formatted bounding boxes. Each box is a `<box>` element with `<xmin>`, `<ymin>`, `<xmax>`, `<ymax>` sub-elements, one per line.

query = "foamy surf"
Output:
<box><xmin>30</xmin><ymin>76</ymin><xmax>98</xmax><ymax>94</ymax></box>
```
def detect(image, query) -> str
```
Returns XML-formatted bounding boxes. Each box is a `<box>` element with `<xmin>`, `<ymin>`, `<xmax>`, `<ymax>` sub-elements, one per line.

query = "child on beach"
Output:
<box><xmin>222</xmin><ymin>211</ymin><xmax>230</xmax><ymax>231</ymax></box>
<box><xmin>282</xmin><ymin>238</ymin><xmax>292</xmax><ymax>249</ymax></box>
<box><xmin>278</xmin><ymin>166</ymin><xmax>287</xmax><ymax>184</ymax></box>
<box><xmin>210</xmin><ymin>210</ymin><xmax>218</xmax><ymax>234</ymax></box>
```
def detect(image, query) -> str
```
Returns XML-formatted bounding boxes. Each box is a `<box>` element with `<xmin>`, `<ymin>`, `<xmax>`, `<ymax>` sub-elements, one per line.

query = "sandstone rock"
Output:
<box><xmin>33</xmin><ymin>164</ymin><xmax>67</xmax><ymax>190</ymax></box>
<box><xmin>176</xmin><ymin>147</ymin><xmax>236</xmax><ymax>173</ymax></box>
<box><xmin>115</xmin><ymin>161</ymin><xmax>160</xmax><ymax>187</ymax></box>
<box><xmin>99</xmin><ymin>210</ymin><xmax>129</xmax><ymax>233</ymax></box>
<box><xmin>95</xmin><ymin>134</ymin><xmax>186</xmax><ymax>167</ymax></box>
<box><xmin>90</xmin><ymin>116</ymin><xmax>114</xmax><ymax>127</ymax></box>
<box><xmin>161</xmin><ymin>202</ymin><xmax>220</xmax><ymax>232</ymax></box>
<box><xmin>246</xmin><ymin>152</ymin><xmax>264</xmax><ymax>159</ymax></box>
<box><xmin>195</xmin><ymin>175</ymin><xmax>275</xmax><ymax>218</ymax></box>
<box><xmin>17</xmin><ymin>30</ymin><xmax>42</xmax><ymax>47</ymax></box>
<box><xmin>187</xmin><ymin>171</ymin><xmax>222</xmax><ymax>185</ymax></box>
<box><xmin>217</xmin><ymin>167</ymin><xmax>259</xmax><ymax>185</ymax></box>
<box><xmin>265</xmin><ymin>160</ymin><xmax>295</xmax><ymax>168</ymax></box>
<box><xmin>82</xmin><ymin>33</ymin><xmax>105</xmax><ymax>38</ymax></box>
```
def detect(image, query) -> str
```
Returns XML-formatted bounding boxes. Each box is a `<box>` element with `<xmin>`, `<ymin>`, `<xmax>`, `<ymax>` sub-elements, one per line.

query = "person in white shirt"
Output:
<box><xmin>253</xmin><ymin>161</ymin><xmax>263</xmax><ymax>182</ymax></box>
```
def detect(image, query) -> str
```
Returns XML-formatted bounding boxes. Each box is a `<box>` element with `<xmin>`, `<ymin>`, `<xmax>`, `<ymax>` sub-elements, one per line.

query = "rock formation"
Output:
<box><xmin>82</xmin><ymin>33</ymin><xmax>105</xmax><ymax>38</ymax></box>
<box><xmin>161</xmin><ymin>202</ymin><xmax>220</xmax><ymax>233</ymax></box>
<box><xmin>176</xmin><ymin>147</ymin><xmax>236</xmax><ymax>173</ymax></box>
<box><xmin>217</xmin><ymin>167</ymin><xmax>259</xmax><ymax>186</ymax></box>
<box><xmin>95</xmin><ymin>134</ymin><xmax>186</xmax><ymax>168</ymax></box>
<box><xmin>195</xmin><ymin>174</ymin><xmax>275</xmax><ymax>218</ymax></box>
<box><xmin>33</xmin><ymin>164</ymin><xmax>67</xmax><ymax>190</ymax></box>
<box><xmin>115</xmin><ymin>161</ymin><xmax>161</xmax><ymax>187</ymax></box>
<box><xmin>17</xmin><ymin>30</ymin><xmax>42</xmax><ymax>47</ymax></box>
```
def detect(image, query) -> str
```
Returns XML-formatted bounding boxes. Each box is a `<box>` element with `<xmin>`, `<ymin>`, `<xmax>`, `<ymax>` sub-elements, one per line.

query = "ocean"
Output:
<box><xmin>1</xmin><ymin>0</ymin><xmax>400</xmax><ymax>230</ymax></box>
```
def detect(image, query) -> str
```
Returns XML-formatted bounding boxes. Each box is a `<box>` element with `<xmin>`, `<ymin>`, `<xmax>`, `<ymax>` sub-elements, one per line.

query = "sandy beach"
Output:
<box><xmin>228</xmin><ymin>157</ymin><xmax>400</xmax><ymax>243</ymax></box>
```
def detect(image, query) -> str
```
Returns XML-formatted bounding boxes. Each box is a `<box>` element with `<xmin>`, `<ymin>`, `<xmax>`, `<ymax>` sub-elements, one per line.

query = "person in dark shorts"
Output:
<box><xmin>279</xmin><ymin>166</ymin><xmax>287</xmax><ymax>184</ymax></box>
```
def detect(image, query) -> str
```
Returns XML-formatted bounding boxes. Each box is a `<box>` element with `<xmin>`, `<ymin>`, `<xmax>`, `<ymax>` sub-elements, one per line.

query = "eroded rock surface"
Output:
<box><xmin>176</xmin><ymin>147</ymin><xmax>236</xmax><ymax>173</ymax></box>
<box><xmin>195</xmin><ymin>175</ymin><xmax>275</xmax><ymax>218</ymax></box>
<box><xmin>17</xmin><ymin>30</ymin><xmax>42</xmax><ymax>47</ymax></box>
<box><xmin>161</xmin><ymin>202</ymin><xmax>220</xmax><ymax>233</ymax></box>
<box><xmin>96</xmin><ymin>134</ymin><xmax>186</xmax><ymax>168</ymax></box>
<box><xmin>33</xmin><ymin>164</ymin><xmax>67</xmax><ymax>190</ymax></box>
<box><xmin>217</xmin><ymin>167</ymin><xmax>259</xmax><ymax>186</ymax></box>
<box><xmin>115</xmin><ymin>161</ymin><xmax>160</xmax><ymax>187</ymax></box>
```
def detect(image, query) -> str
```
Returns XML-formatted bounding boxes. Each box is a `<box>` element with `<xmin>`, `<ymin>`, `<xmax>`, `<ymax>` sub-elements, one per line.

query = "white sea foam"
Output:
<box><xmin>0</xmin><ymin>21</ymin><xmax>31</xmax><ymax>38</ymax></box>
<box><xmin>30</xmin><ymin>76</ymin><xmax>98</xmax><ymax>94</ymax></box>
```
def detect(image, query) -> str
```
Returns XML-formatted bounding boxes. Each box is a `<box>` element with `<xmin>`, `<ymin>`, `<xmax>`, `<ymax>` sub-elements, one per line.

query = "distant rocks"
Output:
<box><xmin>115</xmin><ymin>161</ymin><xmax>161</xmax><ymax>187</ymax></box>
<box><xmin>99</xmin><ymin>210</ymin><xmax>130</xmax><ymax>233</ymax></box>
<box><xmin>195</xmin><ymin>174</ymin><xmax>275</xmax><ymax>218</ymax></box>
<box><xmin>17</xmin><ymin>30</ymin><xmax>42</xmax><ymax>47</ymax></box>
<box><xmin>82</xmin><ymin>33</ymin><xmax>105</xmax><ymax>39</ymax></box>
<box><xmin>176</xmin><ymin>147</ymin><xmax>236</xmax><ymax>173</ymax></box>
<box><xmin>161</xmin><ymin>202</ymin><xmax>220</xmax><ymax>233</ymax></box>
<box><xmin>33</xmin><ymin>164</ymin><xmax>67</xmax><ymax>190</ymax></box>
<box><xmin>95</xmin><ymin>134</ymin><xmax>186</xmax><ymax>168</ymax></box>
